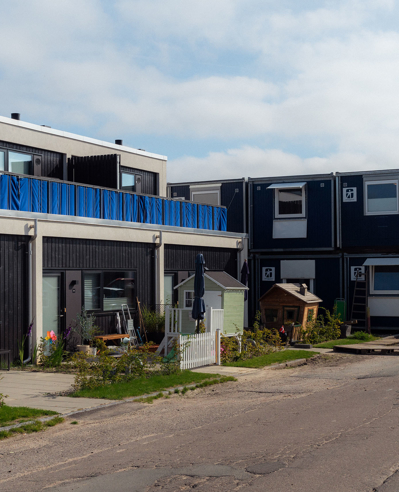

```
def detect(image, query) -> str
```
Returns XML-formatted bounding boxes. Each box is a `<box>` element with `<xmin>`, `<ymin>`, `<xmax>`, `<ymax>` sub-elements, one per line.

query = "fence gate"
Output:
<box><xmin>179</xmin><ymin>332</ymin><xmax>216</xmax><ymax>370</ymax></box>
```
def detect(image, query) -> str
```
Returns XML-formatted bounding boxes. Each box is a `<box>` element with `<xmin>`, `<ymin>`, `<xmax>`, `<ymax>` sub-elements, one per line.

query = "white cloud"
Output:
<box><xmin>167</xmin><ymin>146</ymin><xmax>399</xmax><ymax>182</ymax></box>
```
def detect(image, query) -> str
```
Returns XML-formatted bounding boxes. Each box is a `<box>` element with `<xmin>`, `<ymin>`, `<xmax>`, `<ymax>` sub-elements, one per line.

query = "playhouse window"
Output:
<box><xmin>283</xmin><ymin>306</ymin><xmax>299</xmax><ymax>324</ymax></box>
<box><xmin>184</xmin><ymin>291</ymin><xmax>194</xmax><ymax>308</ymax></box>
<box><xmin>365</xmin><ymin>180</ymin><xmax>398</xmax><ymax>215</ymax></box>
<box><xmin>264</xmin><ymin>309</ymin><xmax>278</xmax><ymax>323</ymax></box>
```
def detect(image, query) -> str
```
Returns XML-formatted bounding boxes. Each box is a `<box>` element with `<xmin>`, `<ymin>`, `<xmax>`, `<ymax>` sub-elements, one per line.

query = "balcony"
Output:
<box><xmin>0</xmin><ymin>173</ymin><xmax>227</xmax><ymax>232</ymax></box>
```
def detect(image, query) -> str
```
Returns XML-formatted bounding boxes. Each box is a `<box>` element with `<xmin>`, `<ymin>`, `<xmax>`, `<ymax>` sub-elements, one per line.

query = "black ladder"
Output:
<box><xmin>350</xmin><ymin>269</ymin><xmax>368</xmax><ymax>329</ymax></box>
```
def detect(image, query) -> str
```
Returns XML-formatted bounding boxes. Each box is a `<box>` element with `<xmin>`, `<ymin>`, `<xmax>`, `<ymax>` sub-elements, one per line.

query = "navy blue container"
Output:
<box><xmin>250</xmin><ymin>175</ymin><xmax>335</xmax><ymax>251</ymax></box>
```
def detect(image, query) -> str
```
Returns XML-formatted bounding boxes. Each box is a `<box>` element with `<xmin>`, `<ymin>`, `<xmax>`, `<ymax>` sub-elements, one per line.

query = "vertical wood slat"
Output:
<box><xmin>180</xmin><ymin>332</ymin><xmax>216</xmax><ymax>370</ymax></box>
<box><xmin>0</xmin><ymin>235</ymin><xmax>29</xmax><ymax>365</ymax></box>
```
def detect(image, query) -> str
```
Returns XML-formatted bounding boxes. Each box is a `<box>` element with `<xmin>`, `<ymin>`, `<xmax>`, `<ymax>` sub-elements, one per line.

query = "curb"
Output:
<box><xmin>0</xmin><ymin>377</ymin><xmax>236</xmax><ymax>432</ymax></box>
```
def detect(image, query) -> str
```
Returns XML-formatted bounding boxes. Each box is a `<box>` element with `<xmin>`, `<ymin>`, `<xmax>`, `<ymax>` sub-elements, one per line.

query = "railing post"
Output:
<box><xmin>216</xmin><ymin>329</ymin><xmax>221</xmax><ymax>366</ymax></box>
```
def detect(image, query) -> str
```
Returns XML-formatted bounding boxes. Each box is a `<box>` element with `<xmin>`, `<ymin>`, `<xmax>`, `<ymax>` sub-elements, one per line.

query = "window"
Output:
<box><xmin>83</xmin><ymin>271</ymin><xmax>136</xmax><ymax>311</ymax></box>
<box><xmin>9</xmin><ymin>152</ymin><xmax>32</xmax><ymax>174</ymax></box>
<box><xmin>276</xmin><ymin>188</ymin><xmax>305</xmax><ymax>217</ymax></box>
<box><xmin>264</xmin><ymin>309</ymin><xmax>278</xmax><ymax>323</ymax></box>
<box><xmin>365</xmin><ymin>180</ymin><xmax>398</xmax><ymax>215</ymax></box>
<box><xmin>190</xmin><ymin>184</ymin><xmax>221</xmax><ymax>206</ymax></box>
<box><xmin>121</xmin><ymin>172</ymin><xmax>135</xmax><ymax>192</ymax></box>
<box><xmin>0</xmin><ymin>148</ymin><xmax>35</xmax><ymax>175</ymax></box>
<box><xmin>370</xmin><ymin>266</ymin><xmax>399</xmax><ymax>294</ymax></box>
<box><xmin>268</xmin><ymin>182</ymin><xmax>306</xmax><ymax>219</ymax></box>
<box><xmin>184</xmin><ymin>291</ymin><xmax>194</xmax><ymax>308</ymax></box>
<box><xmin>283</xmin><ymin>306</ymin><xmax>299</xmax><ymax>324</ymax></box>
<box><xmin>307</xmin><ymin>308</ymin><xmax>315</xmax><ymax>322</ymax></box>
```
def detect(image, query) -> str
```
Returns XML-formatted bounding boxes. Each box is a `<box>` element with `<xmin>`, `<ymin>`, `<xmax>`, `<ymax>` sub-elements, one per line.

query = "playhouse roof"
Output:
<box><xmin>259</xmin><ymin>283</ymin><xmax>322</xmax><ymax>304</ymax></box>
<box><xmin>174</xmin><ymin>271</ymin><xmax>248</xmax><ymax>291</ymax></box>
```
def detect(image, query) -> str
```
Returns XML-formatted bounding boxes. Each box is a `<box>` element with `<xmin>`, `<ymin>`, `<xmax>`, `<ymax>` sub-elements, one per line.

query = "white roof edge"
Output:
<box><xmin>0</xmin><ymin>115</ymin><xmax>167</xmax><ymax>161</ymax></box>
<box><xmin>174</xmin><ymin>272</ymin><xmax>248</xmax><ymax>290</ymax></box>
<box><xmin>267</xmin><ymin>182</ymin><xmax>307</xmax><ymax>189</ymax></box>
<box><xmin>363</xmin><ymin>258</ymin><xmax>399</xmax><ymax>266</ymax></box>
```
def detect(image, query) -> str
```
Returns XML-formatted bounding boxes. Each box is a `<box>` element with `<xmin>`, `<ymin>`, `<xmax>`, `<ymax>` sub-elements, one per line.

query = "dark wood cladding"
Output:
<box><xmin>68</xmin><ymin>154</ymin><xmax>118</xmax><ymax>189</ymax></box>
<box><xmin>0</xmin><ymin>235</ymin><xmax>29</xmax><ymax>365</ymax></box>
<box><xmin>0</xmin><ymin>139</ymin><xmax>64</xmax><ymax>179</ymax></box>
<box><xmin>165</xmin><ymin>245</ymin><xmax>238</xmax><ymax>278</ymax></box>
<box><xmin>120</xmin><ymin>166</ymin><xmax>157</xmax><ymax>195</ymax></box>
<box><xmin>43</xmin><ymin>237</ymin><xmax>155</xmax><ymax>308</ymax></box>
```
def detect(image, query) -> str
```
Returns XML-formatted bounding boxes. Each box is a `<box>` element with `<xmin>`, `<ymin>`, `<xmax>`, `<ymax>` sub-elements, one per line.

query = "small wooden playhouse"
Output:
<box><xmin>174</xmin><ymin>271</ymin><xmax>248</xmax><ymax>335</ymax></box>
<box><xmin>259</xmin><ymin>283</ymin><xmax>322</xmax><ymax>332</ymax></box>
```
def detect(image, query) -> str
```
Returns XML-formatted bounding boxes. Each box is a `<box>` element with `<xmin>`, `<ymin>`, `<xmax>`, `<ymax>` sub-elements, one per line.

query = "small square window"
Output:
<box><xmin>365</xmin><ymin>180</ymin><xmax>398</xmax><ymax>215</ymax></box>
<box><xmin>184</xmin><ymin>291</ymin><xmax>194</xmax><ymax>308</ymax></box>
<box><xmin>264</xmin><ymin>309</ymin><xmax>278</xmax><ymax>323</ymax></box>
<box><xmin>121</xmin><ymin>172</ymin><xmax>135</xmax><ymax>192</ymax></box>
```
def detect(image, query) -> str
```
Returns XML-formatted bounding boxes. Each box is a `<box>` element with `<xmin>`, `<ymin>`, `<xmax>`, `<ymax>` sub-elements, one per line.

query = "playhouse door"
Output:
<box><xmin>203</xmin><ymin>291</ymin><xmax>222</xmax><ymax>331</ymax></box>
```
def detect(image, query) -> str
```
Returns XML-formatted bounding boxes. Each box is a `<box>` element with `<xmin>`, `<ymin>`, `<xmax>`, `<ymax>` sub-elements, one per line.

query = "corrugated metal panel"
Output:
<box><xmin>170</xmin><ymin>185</ymin><xmax>190</xmax><ymax>200</ymax></box>
<box><xmin>43</xmin><ymin>237</ymin><xmax>155</xmax><ymax>308</ymax></box>
<box><xmin>221</xmin><ymin>180</ymin><xmax>245</xmax><ymax>233</ymax></box>
<box><xmin>0</xmin><ymin>234</ymin><xmax>29</xmax><ymax>365</ymax></box>
<box><xmin>164</xmin><ymin>245</ymin><xmax>238</xmax><ymax>278</ymax></box>
<box><xmin>121</xmin><ymin>166</ymin><xmax>157</xmax><ymax>195</ymax></box>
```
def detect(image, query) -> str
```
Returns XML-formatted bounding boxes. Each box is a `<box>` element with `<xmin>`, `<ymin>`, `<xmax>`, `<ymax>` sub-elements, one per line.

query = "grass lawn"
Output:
<box><xmin>71</xmin><ymin>370</ymin><xmax>226</xmax><ymax>400</ymax></box>
<box><xmin>314</xmin><ymin>335</ymin><xmax>380</xmax><ymax>349</ymax></box>
<box><xmin>223</xmin><ymin>350</ymin><xmax>319</xmax><ymax>369</ymax></box>
<box><xmin>0</xmin><ymin>416</ymin><xmax>64</xmax><ymax>440</ymax></box>
<box><xmin>0</xmin><ymin>405</ymin><xmax>58</xmax><ymax>427</ymax></box>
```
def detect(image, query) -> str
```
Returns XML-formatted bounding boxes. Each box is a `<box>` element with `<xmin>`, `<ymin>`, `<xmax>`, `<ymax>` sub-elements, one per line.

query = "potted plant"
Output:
<box><xmin>72</xmin><ymin>308</ymin><xmax>100</xmax><ymax>355</ymax></box>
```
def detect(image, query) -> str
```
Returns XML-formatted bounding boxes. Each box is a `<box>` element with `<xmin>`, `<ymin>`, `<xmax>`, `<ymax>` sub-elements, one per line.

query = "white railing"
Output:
<box><xmin>179</xmin><ymin>332</ymin><xmax>217</xmax><ymax>369</ymax></box>
<box><xmin>165</xmin><ymin>307</ymin><xmax>183</xmax><ymax>334</ymax></box>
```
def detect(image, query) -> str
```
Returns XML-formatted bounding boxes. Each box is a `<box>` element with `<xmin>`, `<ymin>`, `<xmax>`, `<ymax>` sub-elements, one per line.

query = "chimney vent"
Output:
<box><xmin>115</xmin><ymin>139</ymin><xmax>123</xmax><ymax>145</ymax></box>
<box><xmin>300</xmin><ymin>284</ymin><xmax>308</xmax><ymax>296</ymax></box>
<box><xmin>11</xmin><ymin>113</ymin><xmax>20</xmax><ymax>120</ymax></box>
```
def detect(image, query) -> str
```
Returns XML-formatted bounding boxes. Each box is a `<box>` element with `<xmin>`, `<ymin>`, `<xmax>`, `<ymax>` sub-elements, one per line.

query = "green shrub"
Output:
<box><xmin>141</xmin><ymin>306</ymin><xmax>166</xmax><ymax>333</ymax></box>
<box><xmin>221</xmin><ymin>327</ymin><xmax>281</xmax><ymax>364</ymax></box>
<box><xmin>300</xmin><ymin>308</ymin><xmax>341</xmax><ymax>344</ymax></box>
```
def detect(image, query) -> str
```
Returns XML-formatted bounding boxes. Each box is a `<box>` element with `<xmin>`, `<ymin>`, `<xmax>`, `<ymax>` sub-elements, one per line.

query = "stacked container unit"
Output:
<box><xmin>249</xmin><ymin>174</ymin><xmax>342</xmax><ymax>322</ymax></box>
<box><xmin>337</xmin><ymin>169</ymin><xmax>399</xmax><ymax>331</ymax></box>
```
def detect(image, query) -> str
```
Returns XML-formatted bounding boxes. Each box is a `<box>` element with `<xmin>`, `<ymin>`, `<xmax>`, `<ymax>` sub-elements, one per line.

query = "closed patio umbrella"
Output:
<box><xmin>192</xmin><ymin>253</ymin><xmax>206</xmax><ymax>334</ymax></box>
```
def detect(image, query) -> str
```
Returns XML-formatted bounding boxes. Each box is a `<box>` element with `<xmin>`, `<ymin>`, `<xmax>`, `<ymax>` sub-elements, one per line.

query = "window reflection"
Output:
<box><xmin>9</xmin><ymin>152</ymin><xmax>32</xmax><ymax>175</ymax></box>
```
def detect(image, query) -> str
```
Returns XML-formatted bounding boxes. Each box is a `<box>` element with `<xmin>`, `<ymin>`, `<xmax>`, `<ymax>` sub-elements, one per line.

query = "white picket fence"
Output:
<box><xmin>179</xmin><ymin>331</ymin><xmax>219</xmax><ymax>370</ymax></box>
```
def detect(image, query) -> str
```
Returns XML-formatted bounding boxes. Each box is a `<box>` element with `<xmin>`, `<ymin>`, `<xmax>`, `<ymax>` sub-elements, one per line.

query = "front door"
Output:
<box><xmin>42</xmin><ymin>274</ymin><xmax>63</xmax><ymax>338</ymax></box>
<box><xmin>203</xmin><ymin>291</ymin><xmax>222</xmax><ymax>330</ymax></box>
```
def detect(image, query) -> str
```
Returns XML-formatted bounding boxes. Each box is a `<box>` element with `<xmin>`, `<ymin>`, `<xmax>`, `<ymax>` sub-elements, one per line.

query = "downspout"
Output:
<box><xmin>154</xmin><ymin>232</ymin><xmax>163</xmax><ymax>307</ymax></box>
<box><xmin>26</xmin><ymin>218</ymin><xmax>38</xmax><ymax>364</ymax></box>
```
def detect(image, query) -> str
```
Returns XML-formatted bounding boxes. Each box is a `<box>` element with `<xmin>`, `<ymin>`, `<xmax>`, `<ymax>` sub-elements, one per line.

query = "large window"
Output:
<box><xmin>0</xmin><ymin>148</ymin><xmax>35</xmax><ymax>175</ymax></box>
<box><xmin>83</xmin><ymin>271</ymin><xmax>136</xmax><ymax>311</ymax></box>
<box><xmin>365</xmin><ymin>180</ymin><xmax>398</xmax><ymax>215</ymax></box>
<box><xmin>371</xmin><ymin>266</ymin><xmax>399</xmax><ymax>294</ymax></box>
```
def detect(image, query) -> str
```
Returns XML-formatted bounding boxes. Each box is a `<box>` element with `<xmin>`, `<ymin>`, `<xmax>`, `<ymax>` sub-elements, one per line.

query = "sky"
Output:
<box><xmin>1</xmin><ymin>0</ymin><xmax>399</xmax><ymax>182</ymax></box>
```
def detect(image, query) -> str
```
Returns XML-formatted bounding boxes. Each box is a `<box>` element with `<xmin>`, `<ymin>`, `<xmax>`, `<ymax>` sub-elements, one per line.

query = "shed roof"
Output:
<box><xmin>259</xmin><ymin>283</ymin><xmax>322</xmax><ymax>304</ymax></box>
<box><xmin>174</xmin><ymin>271</ymin><xmax>248</xmax><ymax>290</ymax></box>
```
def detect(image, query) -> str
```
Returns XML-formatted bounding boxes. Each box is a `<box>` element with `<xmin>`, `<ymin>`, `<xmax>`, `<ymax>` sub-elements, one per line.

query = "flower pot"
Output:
<box><xmin>77</xmin><ymin>344</ymin><xmax>90</xmax><ymax>354</ymax></box>
<box><xmin>88</xmin><ymin>347</ymin><xmax>97</xmax><ymax>356</ymax></box>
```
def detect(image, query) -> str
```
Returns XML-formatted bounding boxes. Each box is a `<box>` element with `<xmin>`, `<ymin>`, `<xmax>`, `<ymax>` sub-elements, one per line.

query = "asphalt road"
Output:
<box><xmin>2</xmin><ymin>353</ymin><xmax>399</xmax><ymax>491</ymax></box>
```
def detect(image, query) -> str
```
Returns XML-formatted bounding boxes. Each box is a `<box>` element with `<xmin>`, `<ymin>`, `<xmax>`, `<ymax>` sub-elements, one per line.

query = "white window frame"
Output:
<box><xmin>191</xmin><ymin>189</ymin><xmax>221</xmax><ymax>206</ymax></box>
<box><xmin>370</xmin><ymin>266</ymin><xmax>399</xmax><ymax>295</ymax></box>
<box><xmin>184</xmin><ymin>290</ymin><xmax>195</xmax><ymax>309</ymax></box>
<box><xmin>364</xmin><ymin>179</ymin><xmax>398</xmax><ymax>216</ymax></box>
<box><xmin>269</xmin><ymin>183</ymin><xmax>306</xmax><ymax>219</ymax></box>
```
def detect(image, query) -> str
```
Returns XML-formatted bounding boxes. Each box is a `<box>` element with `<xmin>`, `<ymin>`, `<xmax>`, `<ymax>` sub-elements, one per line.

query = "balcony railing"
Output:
<box><xmin>0</xmin><ymin>173</ymin><xmax>227</xmax><ymax>232</ymax></box>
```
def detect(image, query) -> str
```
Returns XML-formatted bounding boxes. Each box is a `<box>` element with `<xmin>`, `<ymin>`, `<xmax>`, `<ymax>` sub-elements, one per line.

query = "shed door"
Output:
<box><xmin>203</xmin><ymin>291</ymin><xmax>222</xmax><ymax>330</ymax></box>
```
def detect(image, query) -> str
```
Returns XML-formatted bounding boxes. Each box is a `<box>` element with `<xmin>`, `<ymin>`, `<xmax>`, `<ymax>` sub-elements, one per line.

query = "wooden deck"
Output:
<box><xmin>333</xmin><ymin>338</ymin><xmax>399</xmax><ymax>355</ymax></box>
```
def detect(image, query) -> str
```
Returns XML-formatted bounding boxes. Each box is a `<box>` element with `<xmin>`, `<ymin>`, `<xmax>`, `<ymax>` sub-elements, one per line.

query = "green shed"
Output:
<box><xmin>174</xmin><ymin>271</ymin><xmax>248</xmax><ymax>335</ymax></box>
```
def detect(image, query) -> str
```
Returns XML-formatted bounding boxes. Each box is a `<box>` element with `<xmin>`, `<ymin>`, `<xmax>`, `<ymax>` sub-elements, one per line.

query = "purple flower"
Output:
<box><xmin>27</xmin><ymin>321</ymin><xmax>34</xmax><ymax>337</ymax></box>
<box><xmin>64</xmin><ymin>326</ymin><xmax>72</xmax><ymax>340</ymax></box>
